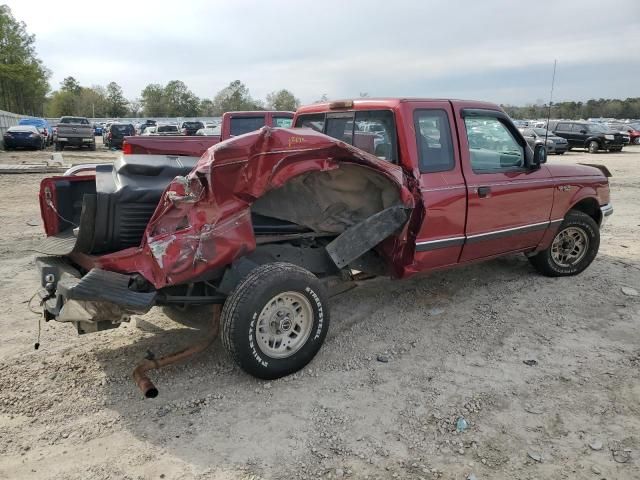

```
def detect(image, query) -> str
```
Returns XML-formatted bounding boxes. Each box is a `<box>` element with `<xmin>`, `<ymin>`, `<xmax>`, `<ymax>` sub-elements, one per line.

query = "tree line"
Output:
<box><xmin>43</xmin><ymin>77</ymin><xmax>301</xmax><ymax>118</ymax></box>
<box><xmin>0</xmin><ymin>5</ymin><xmax>49</xmax><ymax>115</ymax></box>
<box><xmin>502</xmin><ymin>98</ymin><xmax>640</xmax><ymax>120</ymax></box>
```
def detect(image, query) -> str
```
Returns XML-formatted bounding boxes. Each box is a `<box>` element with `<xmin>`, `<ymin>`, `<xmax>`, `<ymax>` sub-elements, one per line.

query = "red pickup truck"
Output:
<box><xmin>122</xmin><ymin>110</ymin><xmax>294</xmax><ymax>157</ymax></box>
<box><xmin>35</xmin><ymin>98</ymin><xmax>612</xmax><ymax>396</ymax></box>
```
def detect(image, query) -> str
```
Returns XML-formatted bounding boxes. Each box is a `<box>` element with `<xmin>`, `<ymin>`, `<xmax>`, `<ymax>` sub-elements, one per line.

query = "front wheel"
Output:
<box><xmin>529</xmin><ymin>211</ymin><xmax>600</xmax><ymax>277</ymax></box>
<box><xmin>221</xmin><ymin>262</ymin><xmax>330</xmax><ymax>379</ymax></box>
<box><xmin>588</xmin><ymin>140</ymin><xmax>600</xmax><ymax>153</ymax></box>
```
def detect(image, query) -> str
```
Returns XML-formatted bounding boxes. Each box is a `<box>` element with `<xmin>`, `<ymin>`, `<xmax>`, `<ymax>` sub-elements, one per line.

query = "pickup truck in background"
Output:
<box><xmin>55</xmin><ymin>116</ymin><xmax>96</xmax><ymax>151</ymax></box>
<box><xmin>35</xmin><ymin>98</ymin><xmax>611</xmax><ymax>396</ymax></box>
<box><xmin>122</xmin><ymin>110</ymin><xmax>294</xmax><ymax>157</ymax></box>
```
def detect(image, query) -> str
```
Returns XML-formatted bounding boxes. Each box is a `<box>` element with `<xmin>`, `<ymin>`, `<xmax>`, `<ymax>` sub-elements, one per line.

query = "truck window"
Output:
<box><xmin>556</xmin><ymin>122</ymin><xmax>571</xmax><ymax>131</ymax></box>
<box><xmin>273</xmin><ymin>116</ymin><xmax>293</xmax><ymax>128</ymax></box>
<box><xmin>230</xmin><ymin>116</ymin><xmax>266</xmax><ymax>136</ymax></box>
<box><xmin>295</xmin><ymin>114</ymin><xmax>325</xmax><ymax>132</ymax></box>
<box><xmin>306</xmin><ymin>110</ymin><xmax>396</xmax><ymax>162</ymax></box>
<box><xmin>464</xmin><ymin>117</ymin><xmax>524</xmax><ymax>172</ymax></box>
<box><xmin>414</xmin><ymin>109</ymin><xmax>454</xmax><ymax>173</ymax></box>
<box><xmin>59</xmin><ymin>117</ymin><xmax>90</xmax><ymax>124</ymax></box>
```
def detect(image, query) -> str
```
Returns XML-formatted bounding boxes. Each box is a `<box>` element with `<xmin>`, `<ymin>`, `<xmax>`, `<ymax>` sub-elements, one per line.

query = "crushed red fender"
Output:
<box><xmin>97</xmin><ymin>127</ymin><xmax>416</xmax><ymax>289</ymax></box>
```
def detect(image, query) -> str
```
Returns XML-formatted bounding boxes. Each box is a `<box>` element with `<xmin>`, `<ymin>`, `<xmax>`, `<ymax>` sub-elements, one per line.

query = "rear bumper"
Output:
<box><xmin>600</xmin><ymin>203</ymin><xmax>613</xmax><ymax>226</ymax></box>
<box><xmin>57</xmin><ymin>137</ymin><xmax>95</xmax><ymax>144</ymax></box>
<box><xmin>36</xmin><ymin>256</ymin><xmax>156</xmax><ymax>334</ymax></box>
<box><xmin>4</xmin><ymin>138</ymin><xmax>41</xmax><ymax>148</ymax></box>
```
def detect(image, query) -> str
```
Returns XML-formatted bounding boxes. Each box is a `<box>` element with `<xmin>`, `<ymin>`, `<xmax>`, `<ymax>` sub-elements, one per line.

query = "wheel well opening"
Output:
<box><xmin>570</xmin><ymin>198</ymin><xmax>601</xmax><ymax>225</ymax></box>
<box><xmin>251</xmin><ymin>163</ymin><xmax>403</xmax><ymax>234</ymax></box>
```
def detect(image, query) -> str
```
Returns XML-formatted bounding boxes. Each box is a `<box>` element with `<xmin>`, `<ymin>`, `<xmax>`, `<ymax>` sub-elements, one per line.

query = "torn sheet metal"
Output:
<box><xmin>96</xmin><ymin>127</ymin><xmax>416</xmax><ymax>288</ymax></box>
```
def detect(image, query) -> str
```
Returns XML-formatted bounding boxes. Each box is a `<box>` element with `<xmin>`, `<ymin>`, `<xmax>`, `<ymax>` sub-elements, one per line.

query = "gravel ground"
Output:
<box><xmin>0</xmin><ymin>146</ymin><xmax>638</xmax><ymax>480</ymax></box>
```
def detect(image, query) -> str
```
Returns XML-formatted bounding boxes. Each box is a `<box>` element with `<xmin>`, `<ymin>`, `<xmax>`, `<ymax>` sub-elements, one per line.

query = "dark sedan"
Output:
<box><xmin>519</xmin><ymin>127</ymin><xmax>569</xmax><ymax>154</ymax></box>
<box><xmin>3</xmin><ymin>125</ymin><xmax>45</xmax><ymax>150</ymax></box>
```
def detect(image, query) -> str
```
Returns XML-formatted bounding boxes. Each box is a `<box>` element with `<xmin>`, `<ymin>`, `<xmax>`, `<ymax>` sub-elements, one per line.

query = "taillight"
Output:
<box><xmin>122</xmin><ymin>141</ymin><xmax>132</xmax><ymax>154</ymax></box>
<box><xmin>108</xmin><ymin>132</ymin><xmax>112</xmax><ymax>139</ymax></box>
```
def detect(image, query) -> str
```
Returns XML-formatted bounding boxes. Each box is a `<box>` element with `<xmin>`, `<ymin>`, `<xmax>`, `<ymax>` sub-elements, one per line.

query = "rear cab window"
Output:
<box><xmin>59</xmin><ymin>117</ymin><xmax>89</xmax><ymax>124</ymax></box>
<box><xmin>111</xmin><ymin>124</ymin><xmax>134</xmax><ymax>135</ymax></box>
<box><xmin>183</xmin><ymin>122</ymin><xmax>204</xmax><ymax>129</ymax></box>
<box><xmin>295</xmin><ymin>109</ymin><xmax>397</xmax><ymax>163</ymax></box>
<box><xmin>273</xmin><ymin>116</ymin><xmax>293</xmax><ymax>128</ymax></box>
<box><xmin>230</xmin><ymin>116</ymin><xmax>266</xmax><ymax>136</ymax></box>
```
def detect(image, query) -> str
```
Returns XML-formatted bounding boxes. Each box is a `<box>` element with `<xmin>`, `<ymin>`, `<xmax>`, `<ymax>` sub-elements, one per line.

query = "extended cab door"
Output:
<box><xmin>455</xmin><ymin>107</ymin><xmax>555</xmax><ymax>262</ymax></box>
<box><xmin>403</xmin><ymin>101</ymin><xmax>467</xmax><ymax>269</ymax></box>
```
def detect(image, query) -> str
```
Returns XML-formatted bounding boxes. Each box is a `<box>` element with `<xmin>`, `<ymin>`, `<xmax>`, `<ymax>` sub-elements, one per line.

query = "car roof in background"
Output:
<box><xmin>19</xmin><ymin>118</ymin><xmax>47</xmax><ymax>125</ymax></box>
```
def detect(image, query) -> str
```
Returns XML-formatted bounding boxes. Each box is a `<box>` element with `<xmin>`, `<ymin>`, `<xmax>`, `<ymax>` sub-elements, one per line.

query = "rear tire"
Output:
<box><xmin>529</xmin><ymin>210</ymin><xmax>599</xmax><ymax>277</ymax></box>
<box><xmin>89</xmin><ymin>142</ymin><xmax>96</xmax><ymax>151</ymax></box>
<box><xmin>221</xmin><ymin>262</ymin><xmax>330</xmax><ymax>379</ymax></box>
<box><xmin>633</xmin><ymin>137</ymin><xmax>640</xmax><ymax>145</ymax></box>
<box><xmin>588</xmin><ymin>140</ymin><xmax>599</xmax><ymax>153</ymax></box>
<box><xmin>54</xmin><ymin>142</ymin><xmax>63</xmax><ymax>151</ymax></box>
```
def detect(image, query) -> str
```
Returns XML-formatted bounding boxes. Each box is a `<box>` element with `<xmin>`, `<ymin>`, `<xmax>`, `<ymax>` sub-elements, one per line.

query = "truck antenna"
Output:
<box><xmin>545</xmin><ymin>59</ymin><xmax>557</xmax><ymax>145</ymax></box>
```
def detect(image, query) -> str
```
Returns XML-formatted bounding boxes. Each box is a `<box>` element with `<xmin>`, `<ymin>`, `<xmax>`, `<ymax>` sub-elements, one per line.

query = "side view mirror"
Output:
<box><xmin>533</xmin><ymin>144</ymin><xmax>547</xmax><ymax>166</ymax></box>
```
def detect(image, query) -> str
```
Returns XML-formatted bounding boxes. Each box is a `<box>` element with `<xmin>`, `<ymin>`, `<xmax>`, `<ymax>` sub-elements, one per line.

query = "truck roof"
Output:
<box><xmin>296</xmin><ymin>98</ymin><xmax>501</xmax><ymax>114</ymax></box>
<box><xmin>223</xmin><ymin>111</ymin><xmax>294</xmax><ymax>117</ymax></box>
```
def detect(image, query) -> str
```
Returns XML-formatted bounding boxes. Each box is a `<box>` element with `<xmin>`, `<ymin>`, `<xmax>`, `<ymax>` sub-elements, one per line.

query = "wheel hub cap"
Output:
<box><xmin>551</xmin><ymin>226</ymin><xmax>589</xmax><ymax>268</ymax></box>
<box><xmin>256</xmin><ymin>291</ymin><xmax>313</xmax><ymax>359</ymax></box>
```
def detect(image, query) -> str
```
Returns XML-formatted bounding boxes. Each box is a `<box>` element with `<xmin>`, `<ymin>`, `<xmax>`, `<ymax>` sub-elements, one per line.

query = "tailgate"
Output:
<box><xmin>57</xmin><ymin>125</ymin><xmax>93</xmax><ymax>137</ymax></box>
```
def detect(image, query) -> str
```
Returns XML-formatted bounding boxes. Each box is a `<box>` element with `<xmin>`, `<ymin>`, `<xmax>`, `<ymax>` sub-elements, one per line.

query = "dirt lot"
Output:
<box><xmin>0</xmin><ymin>145</ymin><xmax>638</xmax><ymax>480</ymax></box>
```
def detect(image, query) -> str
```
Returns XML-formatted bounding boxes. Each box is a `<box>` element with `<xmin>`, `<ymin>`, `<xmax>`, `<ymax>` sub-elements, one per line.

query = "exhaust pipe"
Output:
<box><xmin>132</xmin><ymin>305</ymin><xmax>221</xmax><ymax>398</ymax></box>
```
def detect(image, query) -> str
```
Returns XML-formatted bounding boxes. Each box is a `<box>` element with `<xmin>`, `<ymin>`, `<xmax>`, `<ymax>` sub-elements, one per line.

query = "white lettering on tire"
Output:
<box><xmin>305</xmin><ymin>286</ymin><xmax>324</xmax><ymax>339</ymax></box>
<box><xmin>249</xmin><ymin>313</ymin><xmax>268</xmax><ymax>367</ymax></box>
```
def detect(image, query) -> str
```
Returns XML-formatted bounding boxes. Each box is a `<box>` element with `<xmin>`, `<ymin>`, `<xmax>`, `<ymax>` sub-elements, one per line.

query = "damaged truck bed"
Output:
<box><xmin>35</xmin><ymin>98</ymin><xmax>612</xmax><ymax>395</ymax></box>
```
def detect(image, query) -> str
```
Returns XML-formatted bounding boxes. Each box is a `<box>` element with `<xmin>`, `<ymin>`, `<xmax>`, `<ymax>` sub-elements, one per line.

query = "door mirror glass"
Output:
<box><xmin>533</xmin><ymin>144</ymin><xmax>547</xmax><ymax>166</ymax></box>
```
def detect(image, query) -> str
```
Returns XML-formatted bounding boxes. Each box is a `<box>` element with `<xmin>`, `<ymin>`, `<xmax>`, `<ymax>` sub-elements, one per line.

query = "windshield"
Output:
<box><xmin>183</xmin><ymin>122</ymin><xmax>204</xmax><ymax>129</ymax></box>
<box><xmin>59</xmin><ymin>117</ymin><xmax>90</xmax><ymax>124</ymax></box>
<box><xmin>533</xmin><ymin>128</ymin><xmax>549</xmax><ymax>136</ymax></box>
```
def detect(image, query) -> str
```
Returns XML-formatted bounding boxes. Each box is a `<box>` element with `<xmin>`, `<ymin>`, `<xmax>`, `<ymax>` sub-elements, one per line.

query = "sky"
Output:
<box><xmin>6</xmin><ymin>0</ymin><xmax>639</xmax><ymax>106</ymax></box>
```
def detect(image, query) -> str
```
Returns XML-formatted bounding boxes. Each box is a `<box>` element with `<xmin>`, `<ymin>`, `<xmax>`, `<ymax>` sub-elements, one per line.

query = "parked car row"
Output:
<box><xmin>514</xmin><ymin>118</ymin><xmax>633</xmax><ymax>154</ymax></box>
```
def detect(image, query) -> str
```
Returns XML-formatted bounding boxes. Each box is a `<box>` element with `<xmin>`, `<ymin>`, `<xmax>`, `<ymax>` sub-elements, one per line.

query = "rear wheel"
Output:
<box><xmin>54</xmin><ymin>142</ymin><xmax>63</xmax><ymax>151</ymax></box>
<box><xmin>529</xmin><ymin>210</ymin><xmax>599</xmax><ymax>277</ymax></box>
<box><xmin>221</xmin><ymin>262</ymin><xmax>330</xmax><ymax>379</ymax></box>
<box><xmin>89</xmin><ymin>142</ymin><xmax>96</xmax><ymax>151</ymax></box>
<box><xmin>588</xmin><ymin>140</ymin><xmax>599</xmax><ymax>153</ymax></box>
<box><xmin>633</xmin><ymin>137</ymin><xmax>640</xmax><ymax>145</ymax></box>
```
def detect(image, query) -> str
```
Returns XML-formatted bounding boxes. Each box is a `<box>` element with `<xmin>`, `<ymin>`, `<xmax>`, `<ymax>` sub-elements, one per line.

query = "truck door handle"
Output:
<box><xmin>477</xmin><ymin>186</ymin><xmax>491</xmax><ymax>198</ymax></box>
